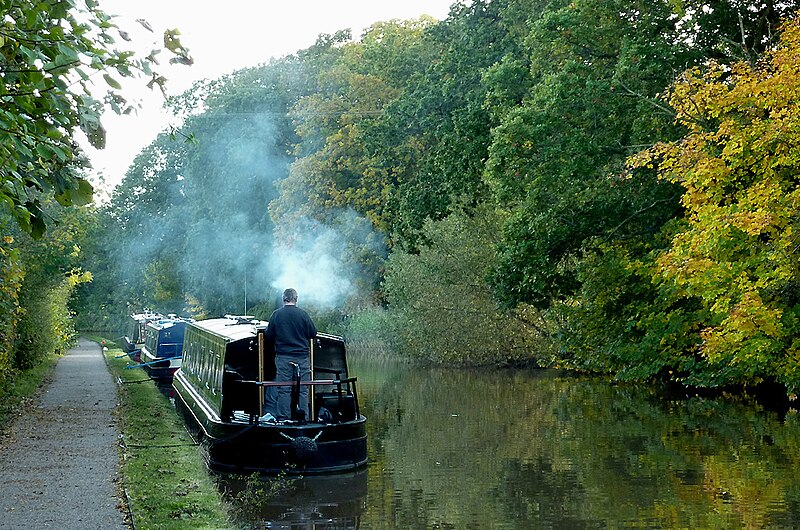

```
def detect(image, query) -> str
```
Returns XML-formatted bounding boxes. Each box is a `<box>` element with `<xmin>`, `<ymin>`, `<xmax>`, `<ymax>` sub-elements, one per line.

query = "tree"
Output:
<box><xmin>384</xmin><ymin>202</ymin><xmax>547</xmax><ymax>365</ymax></box>
<box><xmin>379</xmin><ymin>0</ymin><xmax>519</xmax><ymax>247</ymax></box>
<box><xmin>272</xmin><ymin>19</ymin><xmax>436</xmax><ymax>237</ymax></box>
<box><xmin>0</xmin><ymin>0</ymin><xmax>190</xmax><ymax>236</ymax></box>
<box><xmin>4</xmin><ymin>203</ymin><xmax>91</xmax><ymax>372</ymax></box>
<box><xmin>75</xmin><ymin>56</ymin><xmax>308</xmax><ymax>321</ymax></box>
<box><xmin>629</xmin><ymin>18</ymin><xmax>800</xmax><ymax>393</ymax></box>
<box><xmin>485</xmin><ymin>0</ymin><xmax>711</xmax><ymax>308</ymax></box>
<box><xmin>0</xmin><ymin>218</ymin><xmax>24</xmax><ymax>388</ymax></box>
<box><xmin>485</xmin><ymin>0</ymin><xmax>795</xmax><ymax>310</ymax></box>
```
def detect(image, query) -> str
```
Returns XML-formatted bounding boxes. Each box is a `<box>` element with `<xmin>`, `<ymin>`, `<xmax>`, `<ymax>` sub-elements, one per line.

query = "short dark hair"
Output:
<box><xmin>283</xmin><ymin>288</ymin><xmax>298</xmax><ymax>303</ymax></box>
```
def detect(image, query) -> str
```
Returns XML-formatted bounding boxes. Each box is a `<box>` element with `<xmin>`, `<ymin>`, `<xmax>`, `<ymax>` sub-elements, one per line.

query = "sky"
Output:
<box><xmin>84</xmin><ymin>0</ymin><xmax>455</xmax><ymax>192</ymax></box>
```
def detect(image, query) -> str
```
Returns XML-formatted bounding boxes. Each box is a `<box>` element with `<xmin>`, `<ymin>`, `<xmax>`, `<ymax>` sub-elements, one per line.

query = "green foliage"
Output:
<box><xmin>0</xmin><ymin>347</ymin><xmax>58</xmax><ymax>430</ymax></box>
<box><xmin>272</xmin><ymin>17</ymin><xmax>437</xmax><ymax>239</ymax></box>
<box><xmin>555</xmin><ymin>235</ymin><xmax>708</xmax><ymax>379</ymax></box>
<box><xmin>340</xmin><ymin>305</ymin><xmax>402</xmax><ymax>359</ymax></box>
<box><xmin>0</xmin><ymin>201</ymin><xmax>91</xmax><ymax>413</ymax></box>
<box><xmin>380</xmin><ymin>0</ymin><xmax>518</xmax><ymax>246</ymax></box>
<box><xmin>384</xmin><ymin>202</ymin><xmax>549</xmax><ymax>365</ymax></box>
<box><xmin>77</xmin><ymin>133</ymin><xmax>193</xmax><ymax>324</ymax></box>
<box><xmin>74</xmin><ymin>57</ymin><xmax>303</xmax><ymax>320</ymax></box>
<box><xmin>12</xmin><ymin>204</ymin><xmax>92</xmax><ymax>369</ymax></box>
<box><xmin>0</xmin><ymin>0</ymin><xmax>191</xmax><ymax>236</ymax></box>
<box><xmin>14</xmin><ymin>271</ymin><xmax>86</xmax><ymax>369</ymax></box>
<box><xmin>226</xmin><ymin>472</ymin><xmax>297</xmax><ymax>522</ymax></box>
<box><xmin>274</xmin><ymin>2</ymin><xmax>523</xmax><ymax>248</ymax></box>
<box><xmin>474</xmin><ymin>0</ymin><xmax>800</xmax><ymax>395</ymax></box>
<box><xmin>486</xmin><ymin>0</ymin><xmax>702</xmax><ymax>308</ymax></box>
<box><xmin>0</xmin><ymin>226</ymin><xmax>24</xmax><ymax>388</ymax></box>
<box><xmin>486</xmin><ymin>0</ymin><xmax>793</xmax><ymax>310</ymax></box>
<box><xmin>70</xmin><ymin>0</ymin><xmax>800</xmax><ymax>399</ymax></box>
<box><xmin>627</xmin><ymin>19</ymin><xmax>800</xmax><ymax>393</ymax></box>
<box><xmin>555</xmin><ymin>15</ymin><xmax>800</xmax><ymax>393</ymax></box>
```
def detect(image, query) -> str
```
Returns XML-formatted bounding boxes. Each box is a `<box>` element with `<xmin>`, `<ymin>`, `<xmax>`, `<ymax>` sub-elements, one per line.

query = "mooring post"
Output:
<box><xmin>309</xmin><ymin>338</ymin><xmax>315</xmax><ymax>421</ymax></box>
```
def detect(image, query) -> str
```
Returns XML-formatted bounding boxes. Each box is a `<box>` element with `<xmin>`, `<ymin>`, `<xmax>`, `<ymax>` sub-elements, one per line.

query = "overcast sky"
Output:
<box><xmin>84</xmin><ymin>0</ymin><xmax>455</xmax><ymax>192</ymax></box>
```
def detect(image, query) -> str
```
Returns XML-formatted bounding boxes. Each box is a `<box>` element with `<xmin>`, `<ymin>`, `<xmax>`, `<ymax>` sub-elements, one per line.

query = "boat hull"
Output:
<box><xmin>173</xmin><ymin>371</ymin><xmax>368</xmax><ymax>474</ymax></box>
<box><xmin>140</xmin><ymin>352</ymin><xmax>181</xmax><ymax>380</ymax></box>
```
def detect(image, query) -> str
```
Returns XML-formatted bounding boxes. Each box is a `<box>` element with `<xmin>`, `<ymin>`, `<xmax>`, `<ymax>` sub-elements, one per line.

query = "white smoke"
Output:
<box><xmin>268</xmin><ymin>211</ymin><xmax>383</xmax><ymax>310</ymax></box>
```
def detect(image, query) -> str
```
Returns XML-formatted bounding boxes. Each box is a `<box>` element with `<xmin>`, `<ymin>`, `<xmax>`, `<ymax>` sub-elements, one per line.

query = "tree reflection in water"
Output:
<box><xmin>218</xmin><ymin>469</ymin><xmax>367</xmax><ymax>529</ymax></box>
<box><xmin>225</xmin><ymin>357</ymin><xmax>800</xmax><ymax>529</ymax></box>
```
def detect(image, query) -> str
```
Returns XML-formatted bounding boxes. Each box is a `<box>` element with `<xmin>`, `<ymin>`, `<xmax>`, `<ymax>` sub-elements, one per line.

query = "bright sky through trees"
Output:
<box><xmin>84</xmin><ymin>0</ymin><xmax>454</xmax><ymax>192</ymax></box>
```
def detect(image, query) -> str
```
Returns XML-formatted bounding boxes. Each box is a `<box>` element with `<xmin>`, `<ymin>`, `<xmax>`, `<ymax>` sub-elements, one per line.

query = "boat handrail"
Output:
<box><xmin>237</xmin><ymin>377</ymin><xmax>357</xmax><ymax>387</ymax></box>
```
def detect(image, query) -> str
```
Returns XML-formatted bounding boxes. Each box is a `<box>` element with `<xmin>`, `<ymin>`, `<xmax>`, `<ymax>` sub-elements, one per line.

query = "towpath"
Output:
<box><xmin>0</xmin><ymin>338</ymin><xmax>126</xmax><ymax>529</ymax></box>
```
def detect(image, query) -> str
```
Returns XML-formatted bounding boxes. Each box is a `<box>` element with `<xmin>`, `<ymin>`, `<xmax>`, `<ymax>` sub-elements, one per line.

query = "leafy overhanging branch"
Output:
<box><xmin>0</xmin><ymin>0</ymin><xmax>192</xmax><ymax>237</ymax></box>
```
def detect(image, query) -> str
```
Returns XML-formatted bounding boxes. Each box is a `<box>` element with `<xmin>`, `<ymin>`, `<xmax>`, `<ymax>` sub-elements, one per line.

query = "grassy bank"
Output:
<box><xmin>97</xmin><ymin>337</ymin><xmax>235</xmax><ymax>530</ymax></box>
<box><xmin>0</xmin><ymin>351</ymin><xmax>60</xmax><ymax>431</ymax></box>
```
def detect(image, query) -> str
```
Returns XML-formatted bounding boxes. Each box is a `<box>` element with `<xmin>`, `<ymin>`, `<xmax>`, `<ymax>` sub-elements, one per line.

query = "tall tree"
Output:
<box><xmin>379</xmin><ymin>0</ymin><xmax>519</xmax><ymax>247</ymax></box>
<box><xmin>488</xmin><ymin>0</ymin><xmax>795</xmax><ymax>308</ymax></box>
<box><xmin>76</xmin><ymin>56</ymin><xmax>308</xmax><ymax>320</ymax></box>
<box><xmin>485</xmin><ymin>0</ymin><xmax>708</xmax><ymax>308</ymax></box>
<box><xmin>272</xmin><ymin>20</ymin><xmax>436</xmax><ymax>236</ymax></box>
<box><xmin>0</xmin><ymin>0</ymin><xmax>190</xmax><ymax>235</ymax></box>
<box><xmin>627</xmin><ymin>18</ymin><xmax>800</xmax><ymax>393</ymax></box>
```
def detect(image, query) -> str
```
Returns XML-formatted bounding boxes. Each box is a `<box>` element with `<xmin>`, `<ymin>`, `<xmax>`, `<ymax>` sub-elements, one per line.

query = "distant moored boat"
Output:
<box><xmin>139</xmin><ymin>316</ymin><xmax>191</xmax><ymax>379</ymax></box>
<box><xmin>122</xmin><ymin>311</ymin><xmax>163</xmax><ymax>362</ymax></box>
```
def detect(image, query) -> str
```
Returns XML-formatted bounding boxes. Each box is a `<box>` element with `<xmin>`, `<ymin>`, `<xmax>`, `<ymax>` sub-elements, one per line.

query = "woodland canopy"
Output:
<box><xmin>3</xmin><ymin>0</ymin><xmax>800</xmax><ymax>399</ymax></box>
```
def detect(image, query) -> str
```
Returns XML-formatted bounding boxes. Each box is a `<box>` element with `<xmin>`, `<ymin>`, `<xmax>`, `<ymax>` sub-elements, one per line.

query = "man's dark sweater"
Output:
<box><xmin>265</xmin><ymin>304</ymin><xmax>317</xmax><ymax>356</ymax></box>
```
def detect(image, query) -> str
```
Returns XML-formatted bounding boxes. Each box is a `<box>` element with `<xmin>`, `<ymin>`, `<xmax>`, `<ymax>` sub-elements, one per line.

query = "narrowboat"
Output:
<box><xmin>172</xmin><ymin>315</ymin><xmax>367</xmax><ymax>474</ymax></box>
<box><xmin>139</xmin><ymin>316</ymin><xmax>190</xmax><ymax>379</ymax></box>
<box><xmin>122</xmin><ymin>311</ymin><xmax>162</xmax><ymax>361</ymax></box>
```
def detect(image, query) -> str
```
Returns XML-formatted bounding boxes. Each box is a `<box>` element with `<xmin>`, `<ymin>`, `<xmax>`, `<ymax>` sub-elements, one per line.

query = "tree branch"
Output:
<box><xmin>615</xmin><ymin>80</ymin><xmax>676</xmax><ymax>118</ymax></box>
<box><xmin>605</xmin><ymin>195</ymin><xmax>679</xmax><ymax>240</ymax></box>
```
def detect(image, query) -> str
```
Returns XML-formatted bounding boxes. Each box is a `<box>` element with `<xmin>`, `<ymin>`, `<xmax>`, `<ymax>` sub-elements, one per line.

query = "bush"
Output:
<box><xmin>383</xmin><ymin>202</ymin><xmax>551</xmax><ymax>366</ymax></box>
<box><xmin>341</xmin><ymin>305</ymin><xmax>402</xmax><ymax>359</ymax></box>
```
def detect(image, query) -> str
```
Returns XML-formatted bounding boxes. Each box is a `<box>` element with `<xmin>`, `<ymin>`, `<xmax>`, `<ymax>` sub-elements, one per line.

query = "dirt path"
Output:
<box><xmin>0</xmin><ymin>338</ymin><xmax>126</xmax><ymax>529</ymax></box>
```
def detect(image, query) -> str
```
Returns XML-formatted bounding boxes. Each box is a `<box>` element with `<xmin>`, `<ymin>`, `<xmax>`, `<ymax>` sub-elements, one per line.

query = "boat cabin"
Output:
<box><xmin>139</xmin><ymin>317</ymin><xmax>190</xmax><ymax>378</ymax></box>
<box><xmin>122</xmin><ymin>311</ymin><xmax>162</xmax><ymax>353</ymax></box>
<box><xmin>173</xmin><ymin>315</ymin><xmax>367</xmax><ymax>473</ymax></box>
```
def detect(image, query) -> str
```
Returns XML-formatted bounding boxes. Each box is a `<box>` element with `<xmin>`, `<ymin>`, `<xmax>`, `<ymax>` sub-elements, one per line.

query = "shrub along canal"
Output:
<box><xmin>226</xmin><ymin>356</ymin><xmax>800</xmax><ymax>529</ymax></box>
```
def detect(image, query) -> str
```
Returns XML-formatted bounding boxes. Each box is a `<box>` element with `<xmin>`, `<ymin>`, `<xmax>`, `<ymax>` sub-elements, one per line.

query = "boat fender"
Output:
<box><xmin>281</xmin><ymin>431</ymin><xmax>322</xmax><ymax>461</ymax></box>
<box><xmin>291</xmin><ymin>436</ymin><xmax>318</xmax><ymax>460</ymax></box>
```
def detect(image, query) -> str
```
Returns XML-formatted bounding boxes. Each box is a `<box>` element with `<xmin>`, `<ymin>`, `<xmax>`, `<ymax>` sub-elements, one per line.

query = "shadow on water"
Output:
<box><xmin>216</xmin><ymin>469</ymin><xmax>367</xmax><ymax>529</ymax></box>
<box><xmin>200</xmin><ymin>356</ymin><xmax>800</xmax><ymax>529</ymax></box>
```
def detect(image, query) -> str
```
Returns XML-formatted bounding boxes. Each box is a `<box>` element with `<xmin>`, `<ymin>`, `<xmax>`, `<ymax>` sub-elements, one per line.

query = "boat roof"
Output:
<box><xmin>130</xmin><ymin>312</ymin><xmax>162</xmax><ymax>322</ymax></box>
<box><xmin>189</xmin><ymin>316</ymin><xmax>268</xmax><ymax>343</ymax></box>
<box><xmin>147</xmin><ymin>317</ymin><xmax>191</xmax><ymax>331</ymax></box>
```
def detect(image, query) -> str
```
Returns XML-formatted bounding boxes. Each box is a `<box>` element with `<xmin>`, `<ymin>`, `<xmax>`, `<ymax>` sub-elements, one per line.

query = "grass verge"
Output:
<box><xmin>95</xmin><ymin>336</ymin><xmax>236</xmax><ymax>530</ymax></box>
<box><xmin>0</xmin><ymin>351</ymin><xmax>60</xmax><ymax>432</ymax></box>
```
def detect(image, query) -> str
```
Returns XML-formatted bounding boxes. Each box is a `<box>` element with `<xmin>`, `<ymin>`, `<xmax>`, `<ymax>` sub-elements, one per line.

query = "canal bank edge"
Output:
<box><xmin>99</xmin><ymin>336</ymin><xmax>235</xmax><ymax>529</ymax></box>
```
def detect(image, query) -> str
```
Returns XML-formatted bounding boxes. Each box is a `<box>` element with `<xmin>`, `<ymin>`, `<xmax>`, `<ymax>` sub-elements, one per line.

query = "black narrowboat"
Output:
<box><xmin>139</xmin><ymin>317</ymin><xmax>190</xmax><ymax>379</ymax></box>
<box><xmin>172</xmin><ymin>315</ymin><xmax>367</xmax><ymax>474</ymax></box>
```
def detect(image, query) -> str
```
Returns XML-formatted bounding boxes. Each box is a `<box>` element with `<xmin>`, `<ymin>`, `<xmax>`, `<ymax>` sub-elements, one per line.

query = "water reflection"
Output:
<box><xmin>227</xmin><ymin>357</ymin><xmax>800</xmax><ymax>529</ymax></box>
<box><xmin>218</xmin><ymin>470</ymin><xmax>367</xmax><ymax>529</ymax></box>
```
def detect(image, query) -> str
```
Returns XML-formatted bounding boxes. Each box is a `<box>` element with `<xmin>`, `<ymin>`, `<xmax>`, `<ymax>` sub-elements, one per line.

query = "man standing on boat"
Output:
<box><xmin>264</xmin><ymin>288</ymin><xmax>317</xmax><ymax>421</ymax></box>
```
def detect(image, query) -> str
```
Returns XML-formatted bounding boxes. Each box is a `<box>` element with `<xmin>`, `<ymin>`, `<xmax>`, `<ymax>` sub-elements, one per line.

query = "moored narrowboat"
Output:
<box><xmin>122</xmin><ymin>311</ymin><xmax>162</xmax><ymax>361</ymax></box>
<box><xmin>172</xmin><ymin>315</ymin><xmax>367</xmax><ymax>474</ymax></box>
<box><xmin>139</xmin><ymin>317</ymin><xmax>190</xmax><ymax>379</ymax></box>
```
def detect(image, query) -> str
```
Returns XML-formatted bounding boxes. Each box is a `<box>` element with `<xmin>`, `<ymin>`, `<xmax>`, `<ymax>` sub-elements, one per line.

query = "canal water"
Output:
<box><xmin>223</xmin><ymin>357</ymin><xmax>800</xmax><ymax>529</ymax></box>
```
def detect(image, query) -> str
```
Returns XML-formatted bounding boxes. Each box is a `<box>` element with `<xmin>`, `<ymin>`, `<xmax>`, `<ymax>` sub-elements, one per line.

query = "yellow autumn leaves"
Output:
<box><xmin>631</xmin><ymin>19</ymin><xmax>800</xmax><ymax>390</ymax></box>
